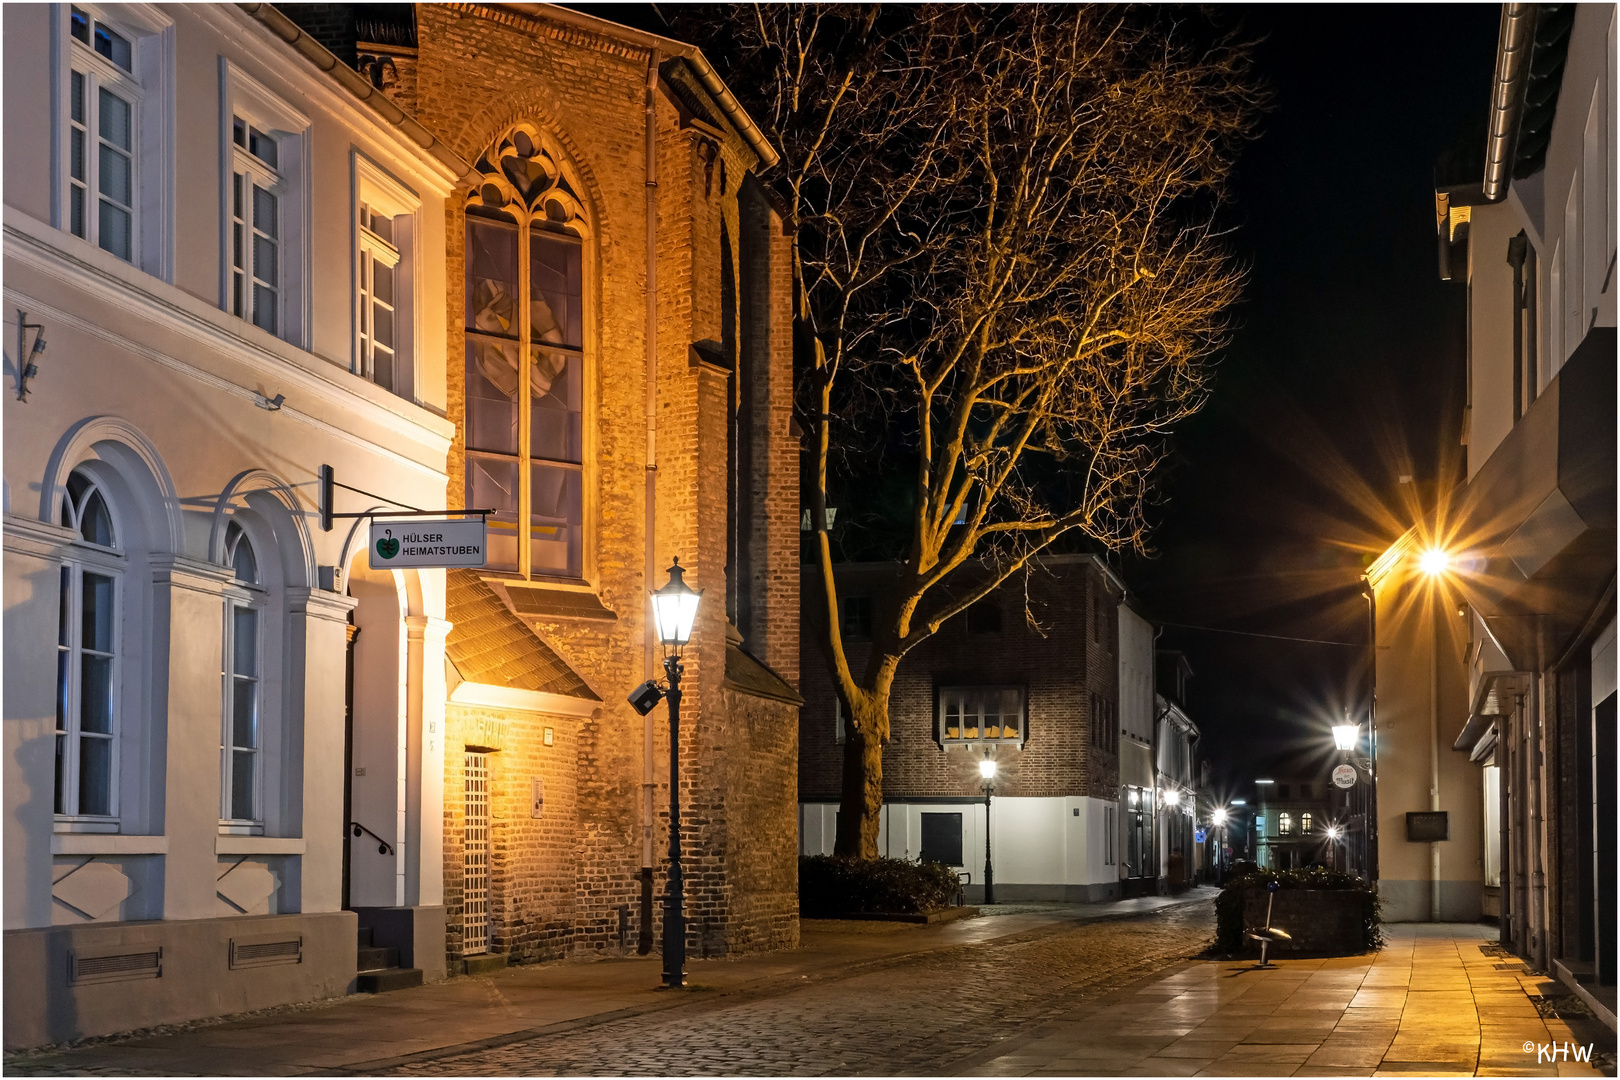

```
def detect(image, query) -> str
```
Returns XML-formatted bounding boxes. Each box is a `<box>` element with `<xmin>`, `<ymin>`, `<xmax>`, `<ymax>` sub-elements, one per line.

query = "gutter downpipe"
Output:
<box><xmin>638</xmin><ymin>48</ymin><xmax>660</xmax><ymax>956</ymax></box>
<box><xmin>1361</xmin><ymin>575</ymin><xmax>1380</xmax><ymax>883</ymax></box>
<box><xmin>1483</xmin><ymin>3</ymin><xmax>1537</xmax><ymax>202</ymax></box>
<box><xmin>1431</xmin><ymin>590</ymin><xmax>1443</xmax><ymax>922</ymax></box>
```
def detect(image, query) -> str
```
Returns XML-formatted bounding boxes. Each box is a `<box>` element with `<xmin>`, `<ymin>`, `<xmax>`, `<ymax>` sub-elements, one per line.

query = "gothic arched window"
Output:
<box><xmin>464</xmin><ymin>125</ymin><xmax>585</xmax><ymax>578</ymax></box>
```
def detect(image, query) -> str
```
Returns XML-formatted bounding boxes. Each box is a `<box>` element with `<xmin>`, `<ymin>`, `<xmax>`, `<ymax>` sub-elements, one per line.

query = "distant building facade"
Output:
<box><xmin>1250</xmin><ymin>775</ymin><xmax>1337</xmax><ymax>872</ymax></box>
<box><xmin>799</xmin><ymin>557</ymin><xmax>1124</xmax><ymax>902</ymax></box>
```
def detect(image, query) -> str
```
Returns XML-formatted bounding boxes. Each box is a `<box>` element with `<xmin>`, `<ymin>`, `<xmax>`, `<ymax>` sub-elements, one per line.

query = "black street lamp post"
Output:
<box><xmin>625</xmin><ymin>559</ymin><xmax>702</xmax><ymax>990</ymax></box>
<box><xmin>980</xmin><ymin>755</ymin><xmax>997</xmax><ymax>905</ymax></box>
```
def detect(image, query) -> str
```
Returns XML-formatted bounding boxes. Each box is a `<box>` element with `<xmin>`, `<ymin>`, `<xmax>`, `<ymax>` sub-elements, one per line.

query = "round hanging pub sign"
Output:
<box><xmin>1332</xmin><ymin>764</ymin><xmax>1357</xmax><ymax>789</ymax></box>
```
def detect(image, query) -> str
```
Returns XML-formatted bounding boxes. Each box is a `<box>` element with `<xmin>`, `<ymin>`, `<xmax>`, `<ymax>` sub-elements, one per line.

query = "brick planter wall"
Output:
<box><xmin>1244</xmin><ymin>889</ymin><xmax>1370</xmax><ymax>955</ymax></box>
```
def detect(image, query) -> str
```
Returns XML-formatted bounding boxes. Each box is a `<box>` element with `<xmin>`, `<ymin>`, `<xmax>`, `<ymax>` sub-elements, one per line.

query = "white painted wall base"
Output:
<box><xmin>800</xmin><ymin>796</ymin><xmax>1120</xmax><ymax>897</ymax></box>
<box><xmin>3</xmin><ymin>909</ymin><xmax>357</xmax><ymax>1049</ymax></box>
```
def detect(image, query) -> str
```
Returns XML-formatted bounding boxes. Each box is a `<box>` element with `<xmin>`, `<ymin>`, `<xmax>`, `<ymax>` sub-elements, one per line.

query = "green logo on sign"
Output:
<box><xmin>375</xmin><ymin>529</ymin><xmax>400</xmax><ymax>560</ymax></box>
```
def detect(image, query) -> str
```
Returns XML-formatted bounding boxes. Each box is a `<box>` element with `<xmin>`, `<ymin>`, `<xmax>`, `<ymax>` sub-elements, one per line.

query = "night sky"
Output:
<box><xmin>1118</xmin><ymin>5</ymin><xmax>1501</xmax><ymax>794</ymax></box>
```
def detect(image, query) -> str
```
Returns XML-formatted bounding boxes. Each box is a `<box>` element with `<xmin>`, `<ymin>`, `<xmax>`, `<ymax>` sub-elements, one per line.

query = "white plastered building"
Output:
<box><xmin>2</xmin><ymin>3</ymin><xmax>467</xmax><ymax>1047</ymax></box>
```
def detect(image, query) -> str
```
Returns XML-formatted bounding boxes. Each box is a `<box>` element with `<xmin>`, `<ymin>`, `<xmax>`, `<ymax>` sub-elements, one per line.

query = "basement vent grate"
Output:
<box><xmin>230</xmin><ymin>937</ymin><xmax>302</xmax><ymax>969</ymax></box>
<box><xmin>69</xmin><ymin>948</ymin><xmax>162</xmax><ymax>985</ymax></box>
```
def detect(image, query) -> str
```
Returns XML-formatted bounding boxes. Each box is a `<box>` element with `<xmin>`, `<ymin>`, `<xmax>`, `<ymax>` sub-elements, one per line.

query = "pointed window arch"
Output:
<box><xmin>56</xmin><ymin>468</ymin><xmax>123</xmax><ymax>820</ymax></box>
<box><xmin>221</xmin><ymin>519</ymin><xmax>265</xmax><ymax>826</ymax></box>
<box><xmin>464</xmin><ymin>124</ymin><xmax>586</xmax><ymax>578</ymax></box>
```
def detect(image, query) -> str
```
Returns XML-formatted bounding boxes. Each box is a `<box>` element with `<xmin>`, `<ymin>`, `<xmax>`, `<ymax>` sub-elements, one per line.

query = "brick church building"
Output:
<box><xmin>296</xmin><ymin>3</ymin><xmax>803</xmax><ymax>973</ymax></box>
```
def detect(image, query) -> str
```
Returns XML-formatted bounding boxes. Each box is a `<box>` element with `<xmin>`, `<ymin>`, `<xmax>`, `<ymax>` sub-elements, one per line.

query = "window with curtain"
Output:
<box><xmin>56</xmin><ymin>470</ymin><xmax>122</xmax><ymax>821</ymax></box>
<box><xmin>221</xmin><ymin>522</ymin><xmax>262</xmax><ymax>826</ymax></box>
<box><xmin>464</xmin><ymin>125</ymin><xmax>586</xmax><ymax>578</ymax></box>
<box><xmin>938</xmin><ymin>685</ymin><xmax>1025</xmax><ymax>745</ymax></box>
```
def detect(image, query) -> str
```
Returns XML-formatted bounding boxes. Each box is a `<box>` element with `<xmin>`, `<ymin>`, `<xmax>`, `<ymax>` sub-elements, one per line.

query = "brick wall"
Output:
<box><xmin>404</xmin><ymin>3</ymin><xmax>798</xmax><ymax>968</ymax></box>
<box><xmin>800</xmin><ymin>559</ymin><xmax>1120</xmax><ymax>804</ymax></box>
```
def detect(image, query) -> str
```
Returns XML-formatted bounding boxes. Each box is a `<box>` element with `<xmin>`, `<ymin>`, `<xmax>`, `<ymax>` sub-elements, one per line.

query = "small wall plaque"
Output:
<box><xmin>1406</xmin><ymin>811</ymin><xmax>1449</xmax><ymax>842</ymax></box>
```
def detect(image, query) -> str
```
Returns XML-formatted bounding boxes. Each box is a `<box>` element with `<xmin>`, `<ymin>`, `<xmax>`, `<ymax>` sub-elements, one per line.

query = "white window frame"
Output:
<box><xmin>229</xmin><ymin>124</ymin><xmax>284</xmax><ymax>336</ymax></box>
<box><xmin>220</xmin><ymin>524</ymin><xmax>266</xmax><ymax>832</ymax></box>
<box><xmin>56</xmin><ymin>475</ymin><xmax>125</xmax><ymax>829</ymax></box>
<box><xmin>937</xmin><ymin>684</ymin><xmax>1026</xmax><ymax>746</ymax></box>
<box><xmin>53</xmin><ymin>3</ymin><xmax>173</xmax><ymax>276</ymax></box>
<box><xmin>219</xmin><ymin>60</ymin><xmax>311</xmax><ymax>347</ymax></box>
<box><xmin>354</xmin><ymin>155</ymin><xmax>419</xmax><ymax>401</ymax></box>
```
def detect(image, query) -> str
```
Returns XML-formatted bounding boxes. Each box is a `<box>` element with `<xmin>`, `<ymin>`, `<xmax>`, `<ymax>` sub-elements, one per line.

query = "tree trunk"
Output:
<box><xmin>834</xmin><ymin>695</ymin><xmax>889</xmax><ymax>858</ymax></box>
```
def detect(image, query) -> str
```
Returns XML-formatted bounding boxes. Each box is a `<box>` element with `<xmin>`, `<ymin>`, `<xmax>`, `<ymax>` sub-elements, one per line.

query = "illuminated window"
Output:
<box><xmin>938</xmin><ymin>685</ymin><xmax>1024</xmax><ymax>744</ymax></box>
<box><xmin>1301</xmin><ymin>812</ymin><xmax>1313</xmax><ymax>835</ymax></box>
<box><xmin>1278</xmin><ymin>812</ymin><xmax>1293</xmax><ymax>835</ymax></box>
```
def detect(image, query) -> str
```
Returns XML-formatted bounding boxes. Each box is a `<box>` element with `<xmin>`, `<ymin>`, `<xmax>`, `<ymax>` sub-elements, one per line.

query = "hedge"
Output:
<box><xmin>1213</xmin><ymin>866</ymin><xmax>1383</xmax><ymax>955</ymax></box>
<box><xmin>799</xmin><ymin>855</ymin><xmax>962</xmax><ymax>917</ymax></box>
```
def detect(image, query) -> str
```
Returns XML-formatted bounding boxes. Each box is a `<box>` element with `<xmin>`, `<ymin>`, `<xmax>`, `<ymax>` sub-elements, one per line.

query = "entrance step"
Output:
<box><xmin>356</xmin><ymin>966</ymin><xmax>424</xmax><ymax>993</ymax></box>
<box><xmin>463</xmin><ymin>952</ymin><xmax>508</xmax><ymax>976</ymax></box>
<box><xmin>357</xmin><ymin>945</ymin><xmax>398</xmax><ymax>971</ymax></box>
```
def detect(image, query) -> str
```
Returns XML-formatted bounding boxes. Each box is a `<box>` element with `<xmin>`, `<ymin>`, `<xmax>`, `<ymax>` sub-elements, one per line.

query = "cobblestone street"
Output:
<box><xmin>374</xmin><ymin>903</ymin><xmax>1216</xmax><ymax>1077</ymax></box>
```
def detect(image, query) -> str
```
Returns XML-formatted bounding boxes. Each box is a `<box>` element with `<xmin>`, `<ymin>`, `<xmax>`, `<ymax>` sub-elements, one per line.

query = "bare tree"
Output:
<box><xmin>686</xmin><ymin>5</ymin><xmax>1262</xmax><ymax>857</ymax></box>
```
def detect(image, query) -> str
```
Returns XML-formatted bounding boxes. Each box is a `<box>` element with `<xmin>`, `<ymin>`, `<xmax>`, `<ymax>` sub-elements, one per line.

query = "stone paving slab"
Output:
<box><xmin>960</xmin><ymin>924</ymin><xmax>1615</xmax><ymax>1078</ymax></box>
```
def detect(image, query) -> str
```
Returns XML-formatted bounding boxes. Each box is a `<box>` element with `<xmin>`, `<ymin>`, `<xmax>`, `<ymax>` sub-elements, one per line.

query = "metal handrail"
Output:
<box><xmin>348</xmin><ymin>821</ymin><xmax>393</xmax><ymax>855</ymax></box>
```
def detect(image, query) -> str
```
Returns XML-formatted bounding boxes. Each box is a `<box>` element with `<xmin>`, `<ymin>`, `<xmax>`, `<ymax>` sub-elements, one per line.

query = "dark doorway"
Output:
<box><xmin>920</xmin><ymin>812</ymin><xmax>964</xmax><ymax>867</ymax></box>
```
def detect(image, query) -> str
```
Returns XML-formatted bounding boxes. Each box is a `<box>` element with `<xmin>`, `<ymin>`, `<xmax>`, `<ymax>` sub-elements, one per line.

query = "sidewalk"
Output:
<box><xmin>5</xmin><ymin>889</ymin><xmax>1213</xmax><ymax>1076</ymax></box>
<box><xmin>954</xmin><ymin>923</ymin><xmax>1616</xmax><ymax>1077</ymax></box>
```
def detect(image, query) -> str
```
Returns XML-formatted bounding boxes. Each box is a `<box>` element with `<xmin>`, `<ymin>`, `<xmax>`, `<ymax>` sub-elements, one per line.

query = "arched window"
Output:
<box><xmin>221</xmin><ymin>521</ymin><xmax>263</xmax><ymax>825</ymax></box>
<box><xmin>1278</xmin><ymin>812</ymin><xmax>1293</xmax><ymax>836</ymax></box>
<box><xmin>464</xmin><ymin>125</ymin><xmax>585</xmax><ymax>578</ymax></box>
<box><xmin>1300</xmin><ymin>812</ymin><xmax>1313</xmax><ymax>835</ymax></box>
<box><xmin>56</xmin><ymin>469</ymin><xmax>122</xmax><ymax>819</ymax></box>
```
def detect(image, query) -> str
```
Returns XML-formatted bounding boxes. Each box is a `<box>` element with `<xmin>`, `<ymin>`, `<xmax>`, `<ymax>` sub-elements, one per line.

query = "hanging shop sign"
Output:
<box><xmin>1332</xmin><ymin>764</ymin><xmax>1358</xmax><ymax>789</ymax></box>
<box><xmin>369</xmin><ymin>518</ymin><xmax>487</xmax><ymax>569</ymax></box>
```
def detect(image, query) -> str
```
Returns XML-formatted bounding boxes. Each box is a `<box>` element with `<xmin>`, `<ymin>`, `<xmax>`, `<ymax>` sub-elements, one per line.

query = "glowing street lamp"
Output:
<box><xmin>1212</xmin><ymin>807</ymin><xmax>1228</xmax><ymax>826</ymax></box>
<box><xmin>1332</xmin><ymin>723</ymin><xmax>1359</xmax><ymax>752</ymax></box>
<box><xmin>980</xmin><ymin>754</ymin><xmax>997</xmax><ymax>904</ymax></box>
<box><xmin>1419</xmin><ymin>548</ymin><xmax>1451</xmax><ymax>575</ymax></box>
<box><xmin>625</xmin><ymin>558</ymin><xmax>704</xmax><ymax>989</ymax></box>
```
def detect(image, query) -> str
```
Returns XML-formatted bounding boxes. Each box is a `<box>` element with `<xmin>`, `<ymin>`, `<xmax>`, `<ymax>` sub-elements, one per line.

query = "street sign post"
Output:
<box><xmin>368</xmin><ymin>518</ymin><xmax>487</xmax><ymax>569</ymax></box>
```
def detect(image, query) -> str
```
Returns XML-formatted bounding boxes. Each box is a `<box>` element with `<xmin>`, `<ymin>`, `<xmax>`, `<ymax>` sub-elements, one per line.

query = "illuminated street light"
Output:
<box><xmin>980</xmin><ymin>754</ymin><xmax>997</xmax><ymax>904</ymax></box>
<box><xmin>624</xmin><ymin>558</ymin><xmax>704</xmax><ymax>989</ymax></box>
<box><xmin>1212</xmin><ymin>807</ymin><xmax>1228</xmax><ymax>825</ymax></box>
<box><xmin>1332</xmin><ymin>723</ymin><xmax>1358</xmax><ymax>752</ymax></box>
<box><xmin>1163</xmin><ymin>788</ymin><xmax>1181</xmax><ymax>807</ymax></box>
<box><xmin>1419</xmin><ymin>548</ymin><xmax>1450</xmax><ymax>575</ymax></box>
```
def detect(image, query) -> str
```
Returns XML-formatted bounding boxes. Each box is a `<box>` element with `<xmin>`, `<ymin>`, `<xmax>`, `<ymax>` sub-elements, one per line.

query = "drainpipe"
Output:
<box><xmin>1430</xmin><ymin>594</ymin><xmax>1442</xmax><ymax>921</ymax></box>
<box><xmin>639</xmin><ymin>48</ymin><xmax>661</xmax><ymax>956</ymax></box>
<box><xmin>1484</xmin><ymin>4</ymin><xmax>1537</xmax><ymax>201</ymax></box>
<box><xmin>1529</xmin><ymin>674</ymin><xmax>1548</xmax><ymax>970</ymax></box>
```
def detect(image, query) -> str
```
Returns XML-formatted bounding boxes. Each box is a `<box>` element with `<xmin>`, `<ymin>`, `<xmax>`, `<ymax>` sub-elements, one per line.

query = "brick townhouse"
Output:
<box><xmin>800</xmin><ymin>556</ymin><xmax>1126</xmax><ymax>902</ymax></box>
